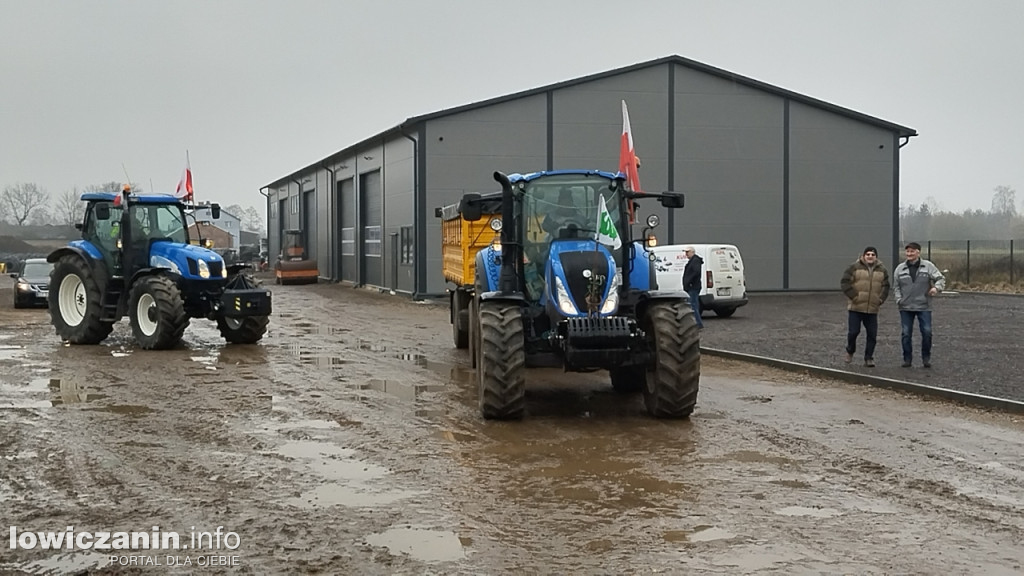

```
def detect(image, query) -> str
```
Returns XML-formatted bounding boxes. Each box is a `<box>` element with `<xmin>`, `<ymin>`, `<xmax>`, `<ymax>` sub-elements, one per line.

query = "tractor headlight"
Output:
<box><xmin>646</xmin><ymin>214</ymin><xmax>660</xmax><ymax>228</ymax></box>
<box><xmin>554</xmin><ymin>276</ymin><xmax>577</xmax><ymax>315</ymax></box>
<box><xmin>601</xmin><ymin>272</ymin><xmax>621</xmax><ymax>314</ymax></box>
<box><xmin>489</xmin><ymin>218</ymin><xmax>502</xmax><ymax>232</ymax></box>
<box><xmin>221</xmin><ymin>263</ymin><xmax>228</xmax><ymax>278</ymax></box>
<box><xmin>197</xmin><ymin>258</ymin><xmax>211</xmax><ymax>279</ymax></box>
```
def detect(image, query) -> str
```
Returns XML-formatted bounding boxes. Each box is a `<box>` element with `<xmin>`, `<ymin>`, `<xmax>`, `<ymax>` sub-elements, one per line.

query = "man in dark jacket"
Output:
<box><xmin>840</xmin><ymin>246</ymin><xmax>890</xmax><ymax>367</ymax></box>
<box><xmin>682</xmin><ymin>246</ymin><xmax>704</xmax><ymax>329</ymax></box>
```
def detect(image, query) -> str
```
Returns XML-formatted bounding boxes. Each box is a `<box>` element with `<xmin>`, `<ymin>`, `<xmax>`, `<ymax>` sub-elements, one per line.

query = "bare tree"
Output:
<box><xmin>53</xmin><ymin>188</ymin><xmax>87</xmax><ymax>227</ymax></box>
<box><xmin>1</xmin><ymin>182</ymin><xmax>50</xmax><ymax>226</ymax></box>
<box><xmin>242</xmin><ymin>206</ymin><xmax>265</xmax><ymax>233</ymax></box>
<box><xmin>991</xmin><ymin>185</ymin><xmax>1017</xmax><ymax>216</ymax></box>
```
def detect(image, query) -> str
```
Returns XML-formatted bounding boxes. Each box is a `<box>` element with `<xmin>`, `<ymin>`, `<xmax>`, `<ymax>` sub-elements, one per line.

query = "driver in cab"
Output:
<box><xmin>542</xmin><ymin>187</ymin><xmax>581</xmax><ymax>239</ymax></box>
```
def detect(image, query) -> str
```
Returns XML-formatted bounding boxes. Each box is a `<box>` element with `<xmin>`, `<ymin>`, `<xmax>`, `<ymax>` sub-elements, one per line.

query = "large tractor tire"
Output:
<box><xmin>478</xmin><ymin>301</ymin><xmax>526</xmax><ymax>420</ymax></box>
<box><xmin>452</xmin><ymin>288</ymin><xmax>469</xmax><ymax>349</ymax></box>
<box><xmin>217</xmin><ymin>274</ymin><xmax>269</xmax><ymax>344</ymax></box>
<box><xmin>128</xmin><ymin>275</ymin><xmax>189</xmax><ymax>350</ymax></box>
<box><xmin>610</xmin><ymin>366</ymin><xmax>645</xmax><ymax>394</ymax></box>
<box><xmin>641</xmin><ymin>302</ymin><xmax>701</xmax><ymax>418</ymax></box>
<box><xmin>49</xmin><ymin>255</ymin><xmax>114</xmax><ymax>345</ymax></box>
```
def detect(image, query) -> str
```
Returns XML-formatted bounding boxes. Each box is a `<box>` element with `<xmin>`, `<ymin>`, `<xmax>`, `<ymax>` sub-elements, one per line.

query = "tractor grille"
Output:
<box><xmin>559</xmin><ymin>251</ymin><xmax>610</xmax><ymax>314</ymax></box>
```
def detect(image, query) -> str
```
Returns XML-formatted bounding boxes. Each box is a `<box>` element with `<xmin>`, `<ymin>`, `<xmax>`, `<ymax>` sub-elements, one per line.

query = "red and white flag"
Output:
<box><xmin>174</xmin><ymin>153</ymin><xmax>193</xmax><ymax>202</ymax></box>
<box><xmin>619</xmin><ymin>100</ymin><xmax>641</xmax><ymax>193</ymax></box>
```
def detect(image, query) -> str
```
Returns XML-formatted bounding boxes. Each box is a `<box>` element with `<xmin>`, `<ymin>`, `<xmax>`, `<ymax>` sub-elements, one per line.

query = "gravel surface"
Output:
<box><xmin>698</xmin><ymin>290</ymin><xmax>1024</xmax><ymax>402</ymax></box>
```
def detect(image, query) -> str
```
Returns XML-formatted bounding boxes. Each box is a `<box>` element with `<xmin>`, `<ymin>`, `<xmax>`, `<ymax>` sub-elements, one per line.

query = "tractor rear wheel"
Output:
<box><xmin>217</xmin><ymin>273</ymin><xmax>269</xmax><ymax>344</ymax></box>
<box><xmin>478</xmin><ymin>301</ymin><xmax>525</xmax><ymax>420</ymax></box>
<box><xmin>128</xmin><ymin>275</ymin><xmax>189</xmax><ymax>350</ymax></box>
<box><xmin>49</xmin><ymin>255</ymin><xmax>114</xmax><ymax>344</ymax></box>
<box><xmin>641</xmin><ymin>302</ymin><xmax>701</xmax><ymax>418</ymax></box>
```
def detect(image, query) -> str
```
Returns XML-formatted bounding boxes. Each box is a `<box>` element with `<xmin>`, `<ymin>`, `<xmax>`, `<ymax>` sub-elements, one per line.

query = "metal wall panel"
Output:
<box><xmin>383</xmin><ymin>137</ymin><xmax>415</xmax><ymax>293</ymax></box>
<box><xmin>788</xmin><ymin>101</ymin><xmax>895</xmax><ymax>290</ymax></box>
<box><xmin>674</xmin><ymin>64</ymin><xmax>786</xmax><ymax>290</ymax></box>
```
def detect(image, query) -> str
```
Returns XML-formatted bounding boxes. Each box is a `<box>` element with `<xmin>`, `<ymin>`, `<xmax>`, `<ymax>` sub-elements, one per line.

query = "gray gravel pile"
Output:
<box><xmin>698</xmin><ymin>291</ymin><xmax>1024</xmax><ymax>402</ymax></box>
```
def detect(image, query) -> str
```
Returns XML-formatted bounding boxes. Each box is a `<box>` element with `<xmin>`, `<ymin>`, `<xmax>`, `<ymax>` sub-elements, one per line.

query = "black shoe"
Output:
<box><xmin>864</xmin><ymin>359</ymin><xmax>875</xmax><ymax>367</ymax></box>
<box><xmin>922</xmin><ymin>360</ymin><xmax>931</xmax><ymax>368</ymax></box>
<box><xmin>901</xmin><ymin>361</ymin><xmax>912</xmax><ymax>368</ymax></box>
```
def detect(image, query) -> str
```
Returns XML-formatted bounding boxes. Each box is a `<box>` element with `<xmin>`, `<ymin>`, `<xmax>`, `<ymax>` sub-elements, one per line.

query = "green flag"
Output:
<box><xmin>595</xmin><ymin>195</ymin><xmax>621</xmax><ymax>249</ymax></box>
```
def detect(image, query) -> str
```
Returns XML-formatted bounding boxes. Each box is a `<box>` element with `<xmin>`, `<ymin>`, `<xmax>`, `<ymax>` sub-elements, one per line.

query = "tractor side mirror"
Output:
<box><xmin>95</xmin><ymin>203</ymin><xmax>111</xmax><ymax>220</ymax></box>
<box><xmin>660</xmin><ymin>194</ymin><xmax>684</xmax><ymax>209</ymax></box>
<box><xmin>460</xmin><ymin>193</ymin><xmax>483</xmax><ymax>221</ymax></box>
<box><xmin>211</xmin><ymin>203</ymin><xmax>221</xmax><ymax>220</ymax></box>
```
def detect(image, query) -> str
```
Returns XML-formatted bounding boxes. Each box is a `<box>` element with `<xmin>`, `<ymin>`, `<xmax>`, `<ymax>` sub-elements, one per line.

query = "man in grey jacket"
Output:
<box><xmin>893</xmin><ymin>242</ymin><xmax>946</xmax><ymax>368</ymax></box>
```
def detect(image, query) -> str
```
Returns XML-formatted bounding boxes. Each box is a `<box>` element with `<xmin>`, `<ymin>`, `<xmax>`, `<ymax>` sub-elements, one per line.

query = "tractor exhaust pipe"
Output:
<box><xmin>493</xmin><ymin>171</ymin><xmax>518</xmax><ymax>294</ymax></box>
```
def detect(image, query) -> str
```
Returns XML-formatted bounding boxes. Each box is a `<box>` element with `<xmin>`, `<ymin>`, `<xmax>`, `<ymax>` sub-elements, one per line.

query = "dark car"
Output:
<box><xmin>11</xmin><ymin>258</ymin><xmax>53</xmax><ymax>308</ymax></box>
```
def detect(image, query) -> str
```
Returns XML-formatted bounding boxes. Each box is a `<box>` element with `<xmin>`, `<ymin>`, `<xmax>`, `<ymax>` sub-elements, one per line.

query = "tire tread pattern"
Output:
<box><xmin>478</xmin><ymin>301</ymin><xmax>526</xmax><ymax>420</ymax></box>
<box><xmin>642</xmin><ymin>302</ymin><xmax>701</xmax><ymax>418</ymax></box>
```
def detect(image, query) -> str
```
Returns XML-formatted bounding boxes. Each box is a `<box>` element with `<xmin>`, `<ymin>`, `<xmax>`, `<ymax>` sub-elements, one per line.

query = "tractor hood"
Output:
<box><xmin>149</xmin><ymin>242</ymin><xmax>225</xmax><ymax>280</ymax></box>
<box><xmin>546</xmin><ymin>240</ymin><xmax>620</xmax><ymax>317</ymax></box>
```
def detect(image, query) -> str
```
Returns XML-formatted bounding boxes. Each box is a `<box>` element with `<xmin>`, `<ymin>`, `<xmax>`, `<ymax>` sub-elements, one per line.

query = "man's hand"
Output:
<box><xmin>928</xmin><ymin>287</ymin><xmax>938</xmax><ymax>296</ymax></box>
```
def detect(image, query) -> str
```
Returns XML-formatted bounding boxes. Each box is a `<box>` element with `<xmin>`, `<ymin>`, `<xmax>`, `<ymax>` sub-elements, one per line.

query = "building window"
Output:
<box><xmin>400</xmin><ymin>226</ymin><xmax>413</xmax><ymax>265</ymax></box>
<box><xmin>341</xmin><ymin>227</ymin><xmax>355</xmax><ymax>256</ymax></box>
<box><xmin>290</xmin><ymin>195</ymin><xmax>299</xmax><ymax>214</ymax></box>
<box><xmin>364</xmin><ymin>225</ymin><xmax>381</xmax><ymax>257</ymax></box>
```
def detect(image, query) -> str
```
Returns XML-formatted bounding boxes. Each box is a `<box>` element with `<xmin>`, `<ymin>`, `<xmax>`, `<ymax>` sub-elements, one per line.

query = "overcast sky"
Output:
<box><xmin>3</xmin><ymin>0</ymin><xmax>1022</xmax><ymax>216</ymax></box>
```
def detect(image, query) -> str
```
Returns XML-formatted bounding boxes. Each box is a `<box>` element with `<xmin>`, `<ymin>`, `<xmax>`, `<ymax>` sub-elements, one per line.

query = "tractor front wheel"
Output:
<box><xmin>128</xmin><ymin>275</ymin><xmax>189</xmax><ymax>350</ymax></box>
<box><xmin>49</xmin><ymin>255</ymin><xmax>113</xmax><ymax>345</ymax></box>
<box><xmin>641</xmin><ymin>302</ymin><xmax>701</xmax><ymax>418</ymax></box>
<box><xmin>478</xmin><ymin>301</ymin><xmax>526</xmax><ymax>420</ymax></box>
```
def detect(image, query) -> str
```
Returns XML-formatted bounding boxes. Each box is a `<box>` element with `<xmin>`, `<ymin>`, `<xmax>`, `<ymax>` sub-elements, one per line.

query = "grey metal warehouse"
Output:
<box><xmin>262</xmin><ymin>54</ymin><xmax>916</xmax><ymax>297</ymax></box>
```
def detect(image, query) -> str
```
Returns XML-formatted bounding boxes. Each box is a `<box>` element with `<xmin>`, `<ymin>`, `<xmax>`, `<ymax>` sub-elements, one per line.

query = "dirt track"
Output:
<box><xmin>2</xmin><ymin>282</ymin><xmax>1024</xmax><ymax>575</ymax></box>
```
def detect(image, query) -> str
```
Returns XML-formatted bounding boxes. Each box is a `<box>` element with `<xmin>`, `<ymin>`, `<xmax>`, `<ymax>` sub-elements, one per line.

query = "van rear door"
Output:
<box><xmin>651</xmin><ymin>246</ymin><xmax>687</xmax><ymax>291</ymax></box>
<box><xmin>705</xmin><ymin>245</ymin><xmax>744</xmax><ymax>299</ymax></box>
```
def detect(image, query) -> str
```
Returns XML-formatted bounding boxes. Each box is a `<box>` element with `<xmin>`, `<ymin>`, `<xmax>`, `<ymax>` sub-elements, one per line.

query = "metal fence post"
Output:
<box><xmin>1012</xmin><ymin>239</ymin><xmax>1015</xmax><ymax>285</ymax></box>
<box><xmin>966</xmin><ymin>240</ymin><xmax>970</xmax><ymax>285</ymax></box>
<box><xmin>927</xmin><ymin>241</ymin><xmax>931</xmax><ymax>261</ymax></box>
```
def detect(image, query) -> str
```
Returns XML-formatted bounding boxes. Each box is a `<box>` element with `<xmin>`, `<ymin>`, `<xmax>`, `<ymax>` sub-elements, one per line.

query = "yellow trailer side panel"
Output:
<box><xmin>441</xmin><ymin>214</ymin><xmax>499</xmax><ymax>287</ymax></box>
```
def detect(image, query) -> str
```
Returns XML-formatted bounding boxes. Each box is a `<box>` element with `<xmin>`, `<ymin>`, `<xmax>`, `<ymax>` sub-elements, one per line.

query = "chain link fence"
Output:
<box><xmin>910</xmin><ymin>239</ymin><xmax>1024</xmax><ymax>292</ymax></box>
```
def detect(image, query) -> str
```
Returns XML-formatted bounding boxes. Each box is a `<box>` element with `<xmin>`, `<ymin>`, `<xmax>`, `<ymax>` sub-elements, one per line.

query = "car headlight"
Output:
<box><xmin>601</xmin><ymin>272</ymin><xmax>621</xmax><ymax>314</ymax></box>
<box><xmin>554</xmin><ymin>276</ymin><xmax>577</xmax><ymax>315</ymax></box>
<box><xmin>197</xmin><ymin>258</ymin><xmax>210</xmax><ymax>279</ymax></box>
<box><xmin>16</xmin><ymin>282</ymin><xmax>31</xmax><ymax>292</ymax></box>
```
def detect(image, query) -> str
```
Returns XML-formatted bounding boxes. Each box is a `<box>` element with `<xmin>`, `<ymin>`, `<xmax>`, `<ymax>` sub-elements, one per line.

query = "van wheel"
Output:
<box><xmin>714</xmin><ymin>308</ymin><xmax>736</xmax><ymax>318</ymax></box>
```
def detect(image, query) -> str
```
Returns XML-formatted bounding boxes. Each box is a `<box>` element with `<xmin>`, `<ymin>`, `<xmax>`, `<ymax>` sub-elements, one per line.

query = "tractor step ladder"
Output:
<box><xmin>101</xmin><ymin>277</ymin><xmax>125</xmax><ymax>322</ymax></box>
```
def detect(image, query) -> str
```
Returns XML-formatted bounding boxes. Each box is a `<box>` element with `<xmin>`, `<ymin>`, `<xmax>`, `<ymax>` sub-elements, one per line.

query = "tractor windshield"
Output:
<box><xmin>520</xmin><ymin>174</ymin><xmax>625</xmax><ymax>263</ymax></box>
<box><xmin>129</xmin><ymin>204</ymin><xmax>190</xmax><ymax>245</ymax></box>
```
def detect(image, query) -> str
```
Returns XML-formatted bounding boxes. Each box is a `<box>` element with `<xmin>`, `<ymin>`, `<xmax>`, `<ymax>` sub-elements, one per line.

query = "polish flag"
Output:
<box><xmin>174</xmin><ymin>154</ymin><xmax>193</xmax><ymax>202</ymax></box>
<box><xmin>619</xmin><ymin>100</ymin><xmax>641</xmax><ymax>193</ymax></box>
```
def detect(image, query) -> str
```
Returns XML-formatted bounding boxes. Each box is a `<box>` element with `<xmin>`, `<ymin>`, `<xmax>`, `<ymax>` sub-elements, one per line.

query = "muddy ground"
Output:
<box><xmin>2</xmin><ymin>281</ymin><xmax>1024</xmax><ymax>575</ymax></box>
<box><xmin>699</xmin><ymin>291</ymin><xmax>1024</xmax><ymax>401</ymax></box>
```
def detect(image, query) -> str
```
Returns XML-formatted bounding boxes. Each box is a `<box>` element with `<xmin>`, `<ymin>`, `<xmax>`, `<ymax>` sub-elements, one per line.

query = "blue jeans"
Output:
<box><xmin>846</xmin><ymin>311</ymin><xmax>878</xmax><ymax>360</ymax></box>
<box><xmin>686</xmin><ymin>288</ymin><xmax>704</xmax><ymax>327</ymax></box>
<box><xmin>899</xmin><ymin>310</ymin><xmax>933</xmax><ymax>363</ymax></box>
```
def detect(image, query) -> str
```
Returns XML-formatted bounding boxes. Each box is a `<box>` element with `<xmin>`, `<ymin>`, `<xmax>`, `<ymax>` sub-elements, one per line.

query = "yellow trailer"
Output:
<box><xmin>436</xmin><ymin>197</ymin><xmax>501</xmax><ymax>349</ymax></box>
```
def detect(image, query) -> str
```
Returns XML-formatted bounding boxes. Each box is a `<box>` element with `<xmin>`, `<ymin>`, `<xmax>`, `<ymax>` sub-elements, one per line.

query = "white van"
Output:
<box><xmin>649</xmin><ymin>244</ymin><xmax>748</xmax><ymax>317</ymax></box>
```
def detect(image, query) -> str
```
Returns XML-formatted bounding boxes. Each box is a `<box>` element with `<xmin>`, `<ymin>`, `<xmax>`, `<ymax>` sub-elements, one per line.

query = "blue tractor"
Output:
<box><xmin>459</xmin><ymin>170</ymin><xmax>700</xmax><ymax>419</ymax></box>
<box><xmin>47</xmin><ymin>187</ymin><xmax>271</xmax><ymax>350</ymax></box>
